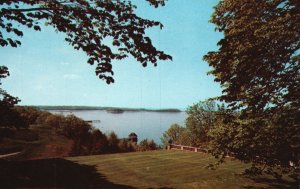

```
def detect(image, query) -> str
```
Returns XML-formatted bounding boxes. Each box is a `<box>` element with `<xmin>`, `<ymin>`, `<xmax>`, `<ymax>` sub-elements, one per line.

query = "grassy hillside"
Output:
<box><xmin>67</xmin><ymin>150</ymin><xmax>298</xmax><ymax>189</ymax></box>
<box><xmin>0</xmin><ymin>125</ymin><xmax>73</xmax><ymax>160</ymax></box>
<box><xmin>1</xmin><ymin>150</ymin><xmax>298</xmax><ymax>188</ymax></box>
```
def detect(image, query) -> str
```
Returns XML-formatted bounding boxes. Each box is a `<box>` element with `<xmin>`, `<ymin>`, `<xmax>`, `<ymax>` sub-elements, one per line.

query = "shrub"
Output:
<box><xmin>15</xmin><ymin>106</ymin><xmax>40</xmax><ymax>125</ymax></box>
<box><xmin>106</xmin><ymin>131</ymin><xmax>120</xmax><ymax>153</ymax></box>
<box><xmin>89</xmin><ymin>129</ymin><xmax>108</xmax><ymax>154</ymax></box>
<box><xmin>118</xmin><ymin>139</ymin><xmax>136</xmax><ymax>153</ymax></box>
<box><xmin>138</xmin><ymin>139</ymin><xmax>157</xmax><ymax>151</ymax></box>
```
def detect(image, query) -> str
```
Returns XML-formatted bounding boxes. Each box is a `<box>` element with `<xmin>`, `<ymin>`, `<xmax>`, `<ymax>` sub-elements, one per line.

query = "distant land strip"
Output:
<box><xmin>20</xmin><ymin>105</ymin><xmax>182</xmax><ymax>113</ymax></box>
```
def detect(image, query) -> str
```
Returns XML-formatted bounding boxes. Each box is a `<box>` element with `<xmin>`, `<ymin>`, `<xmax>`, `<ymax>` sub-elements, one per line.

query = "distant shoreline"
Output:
<box><xmin>21</xmin><ymin>105</ymin><xmax>182</xmax><ymax>113</ymax></box>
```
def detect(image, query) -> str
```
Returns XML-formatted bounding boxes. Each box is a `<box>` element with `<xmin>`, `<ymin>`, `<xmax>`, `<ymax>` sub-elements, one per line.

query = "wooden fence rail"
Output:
<box><xmin>168</xmin><ymin>144</ymin><xmax>207</xmax><ymax>153</ymax></box>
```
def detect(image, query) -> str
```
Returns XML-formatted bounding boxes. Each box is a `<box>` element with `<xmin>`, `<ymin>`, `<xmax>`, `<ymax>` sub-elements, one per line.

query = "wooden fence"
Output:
<box><xmin>167</xmin><ymin>144</ymin><xmax>207</xmax><ymax>153</ymax></box>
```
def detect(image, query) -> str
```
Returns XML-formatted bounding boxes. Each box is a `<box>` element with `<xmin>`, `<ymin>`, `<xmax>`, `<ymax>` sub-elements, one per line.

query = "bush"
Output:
<box><xmin>118</xmin><ymin>139</ymin><xmax>136</xmax><ymax>153</ymax></box>
<box><xmin>60</xmin><ymin>115</ymin><xmax>93</xmax><ymax>156</ymax></box>
<box><xmin>0</xmin><ymin>105</ymin><xmax>28</xmax><ymax>129</ymax></box>
<box><xmin>88</xmin><ymin>129</ymin><xmax>109</xmax><ymax>154</ymax></box>
<box><xmin>106</xmin><ymin>131</ymin><xmax>120</xmax><ymax>153</ymax></box>
<box><xmin>138</xmin><ymin>139</ymin><xmax>158</xmax><ymax>151</ymax></box>
<box><xmin>15</xmin><ymin>106</ymin><xmax>40</xmax><ymax>125</ymax></box>
<box><xmin>45</xmin><ymin>114</ymin><xmax>64</xmax><ymax>130</ymax></box>
<box><xmin>35</xmin><ymin>111</ymin><xmax>52</xmax><ymax>125</ymax></box>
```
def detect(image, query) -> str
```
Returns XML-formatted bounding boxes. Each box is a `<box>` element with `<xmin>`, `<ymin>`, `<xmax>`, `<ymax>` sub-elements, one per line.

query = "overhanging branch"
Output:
<box><xmin>4</xmin><ymin>7</ymin><xmax>58</xmax><ymax>13</ymax></box>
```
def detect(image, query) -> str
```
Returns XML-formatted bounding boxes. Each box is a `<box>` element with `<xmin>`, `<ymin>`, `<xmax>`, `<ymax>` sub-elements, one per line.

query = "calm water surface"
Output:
<box><xmin>49</xmin><ymin>110</ymin><xmax>186</xmax><ymax>144</ymax></box>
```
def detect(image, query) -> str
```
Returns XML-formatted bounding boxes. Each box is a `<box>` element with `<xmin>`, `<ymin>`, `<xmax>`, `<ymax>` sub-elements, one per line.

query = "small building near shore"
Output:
<box><xmin>128</xmin><ymin>132</ymin><xmax>138</xmax><ymax>144</ymax></box>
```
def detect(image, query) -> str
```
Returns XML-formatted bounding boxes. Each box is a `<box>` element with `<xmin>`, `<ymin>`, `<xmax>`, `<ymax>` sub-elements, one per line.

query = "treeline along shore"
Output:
<box><xmin>25</xmin><ymin>105</ymin><xmax>182</xmax><ymax>113</ymax></box>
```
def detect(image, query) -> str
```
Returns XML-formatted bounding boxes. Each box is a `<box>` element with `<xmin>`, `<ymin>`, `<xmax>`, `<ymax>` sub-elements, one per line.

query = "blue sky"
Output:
<box><xmin>1</xmin><ymin>0</ymin><xmax>222</xmax><ymax>110</ymax></box>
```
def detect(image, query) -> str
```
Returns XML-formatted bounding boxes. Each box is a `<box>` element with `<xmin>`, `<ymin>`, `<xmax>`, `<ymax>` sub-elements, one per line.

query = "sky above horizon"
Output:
<box><xmin>1</xmin><ymin>0</ymin><xmax>222</xmax><ymax>110</ymax></box>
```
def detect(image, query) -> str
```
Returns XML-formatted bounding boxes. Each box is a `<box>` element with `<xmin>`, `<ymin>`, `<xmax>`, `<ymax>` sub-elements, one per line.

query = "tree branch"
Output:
<box><xmin>6</xmin><ymin>7</ymin><xmax>56</xmax><ymax>12</ymax></box>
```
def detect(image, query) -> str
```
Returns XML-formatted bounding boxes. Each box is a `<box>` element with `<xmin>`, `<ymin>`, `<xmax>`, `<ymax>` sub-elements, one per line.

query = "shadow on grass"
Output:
<box><xmin>244</xmin><ymin>177</ymin><xmax>299</xmax><ymax>189</ymax></box>
<box><xmin>0</xmin><ymin>158</ymin><xmax>135</xmax><ymax>189</ymax></box>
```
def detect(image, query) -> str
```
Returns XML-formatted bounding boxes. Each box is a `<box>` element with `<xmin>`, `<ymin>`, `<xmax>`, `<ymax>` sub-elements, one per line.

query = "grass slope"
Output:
<box><xmin>67</xmin><ymin>150</ymin><xmax>298</xmax><ymax>189</ymax></box>
<box><xmin>0</xmin><ymin>125</ymin><xmax>73</xmax><ymax>160</ymax></box>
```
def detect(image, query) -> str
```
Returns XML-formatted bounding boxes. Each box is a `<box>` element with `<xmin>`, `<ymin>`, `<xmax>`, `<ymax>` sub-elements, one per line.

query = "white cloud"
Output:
<box><xmin>63</xmin><ymin>74</ymin><xmax>81</xmax><ymax>80</ymax></box>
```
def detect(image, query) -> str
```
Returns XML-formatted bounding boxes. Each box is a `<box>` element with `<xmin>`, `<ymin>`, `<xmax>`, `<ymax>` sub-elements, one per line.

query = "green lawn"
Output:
<box><xmin>67</xmin><ymin>150</ymin><xmax>297</xmax><ymax>189</ymax></box>
<box><xmin>1</xmin><ymin>150</ymin><xmax>298</xmax><ymax>188</ymax></box>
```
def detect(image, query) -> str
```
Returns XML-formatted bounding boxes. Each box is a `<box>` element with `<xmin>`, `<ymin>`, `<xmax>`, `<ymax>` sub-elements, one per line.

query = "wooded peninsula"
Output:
<box><xmin>28</xmin><ymin>106</ymin><xmax>182</xmax><ymax>113</ymax></box>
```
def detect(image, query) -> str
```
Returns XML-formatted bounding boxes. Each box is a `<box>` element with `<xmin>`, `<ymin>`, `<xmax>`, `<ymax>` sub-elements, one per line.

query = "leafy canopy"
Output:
<box><xmin>161</xmin><ymin>100</ymin><xmax>219</xmax><ymax>148</ymax></box>
<box><xmin>204</xmin><ymin>0</ymin><xmax>300</xmax><ymax>116</ymax></box>
<box><xmin>161</xmin><ymin>123</ymin><xmax>185</xmax><ymax>146</ymax></box>
<box><xmin>204</xmin><ymin>0</ymin><xmax>300</xmax><ymax>172</ymax></box>
<box><xmin>185</xmin><ymin>100</ymin><xmax>217</xmax><ymax>146</ymax></box>
<box><xmin>0</xmin><ymin>66</ymin><xmax>20</xmax><ymax>107</ymax></box>
<box><xmin>0</xmin><ymin>66</ymin><xmax>26</xmax><ymax>128</ymax></box>
<box><xmin>0</xmin><ymin>0</ymin><xmax>171</xmax><ymax>84</ymax></box>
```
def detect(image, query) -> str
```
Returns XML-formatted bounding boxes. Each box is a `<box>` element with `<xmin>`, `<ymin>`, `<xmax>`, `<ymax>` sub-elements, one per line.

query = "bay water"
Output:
<box><xmin>49</xmin><ymin>110</ymin><xmax>187</xmax><ymax>144</ymax></box>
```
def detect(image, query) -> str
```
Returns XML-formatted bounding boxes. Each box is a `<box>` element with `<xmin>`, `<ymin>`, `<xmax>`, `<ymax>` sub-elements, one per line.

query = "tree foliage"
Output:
<box><xmin>89</xmin><ymin>129</ymin><xmax>109</xmax><ymax>154</ymax></box>
<box><xmin>185</xmin><ymin>100</ymin><xmax>217</xmax><ymax>147</ymax></box>
<box><xmin>15</xmin><ymin>106</ymin><xmax>41</xmax><ymax>125</ymax></box>
<box><xmin>0</xmin><ymin>0</ymin><xmax>171</xmax><ymax>84</ymax></box>
<box><xmin>161</xmin><ymin>101</ymin><xmax>220</xmax><ymax>148</ymax></box>
<box><xmin>204</xmin><ymin>0</ymin><xmax>300</xmax><ymax>116</ymax></box>
<box><xmin>204</xmin><ymin>0</ymin><xmax>300</xmax><ymax>172</ymax></box>
<box><xmin>138</xmin><ymin>138</ymin><xmax>157</xmax><ymax>151</ymax></box>
<box><xmin>0</xmin><ymin>66</ymin><xmax>27</xmax><ymax>128</ymax></box>
<box><xmin>118</xmin><ymin>138</ymin><xmax>136</xmax><ymax>152</ymax></box>
<box><xmin>107</xmin><ymin>131</ymin><xmax>120</xmax><ymax>153</ymax></box>
<box><xmin>0</xmin><ymin>66</ymin><xmax>19</xmax><ymax>107</ymax></box>
<box><xmin>209</xmin><ymin>109</ymin><xmax>300</xmax><ymax>176</ymax></box>
<box><xmin>161</xmin><ymin>123</ymin><xmax>185</xmax><ymax>146</ymax></box>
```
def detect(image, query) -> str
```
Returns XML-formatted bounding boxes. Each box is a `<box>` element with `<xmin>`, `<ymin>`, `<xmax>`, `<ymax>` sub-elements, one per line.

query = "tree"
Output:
<box><xmin>89</xmin><ymin>129</ymin><xmax>109</xmax><ymax>154</ymax></box>
<box><xmin>203</xmin><ymin>0</ymin><xmax>299</xmax><ymax>117</ymax></box>
<box><xmin>61</xmin><ymin>115</ymin><xmax>92</xmax><ymax>140</ymax></box>
<box><xmin>36</xmin><ymin>111</ymin><xmax>52</xmax><ymax>125</ymax></box>
<box><xmin>0</xmin><ymin>106</ymin><xmax>27</xmax><ymax>128</ymax></box>
<box><xmin>60</xmin><ymin>115</ymin><xmax>93</xmax><ymax>155</ymax></box>
<box><xmin>0</xmin><ymin>66</ymin><xmax>27</xmax><ymax>128</ymax></box>
<box><xmin>204</xmin><ymin>0</ymin><xmax>300</xmax><ymax>172</ymax></box>
<box><xmin>106</xmin><ymin>131</ymin><xmax>120</xmax><ymax>153</ymax></box>
<box><xmin>44</xmin><ymin>114</ymin><xmax>64</xmax><ymax>131</ymax></box>
<box><xmin>0</xmin><ymin>0</ymin><xmax>171</xmax><ymax>84</ymax></box>
<box><xmin>118</xmin><ymin>138</ymin><xmax>135</xmax><ymax>152</ymax></box>
<box><xmin>0</xmin><ymin>66</ymin><xmax>19</xmax><ymax>107</ymax></box>
<box><xmin>15</xmin><ymin>106</ymin><xmax>41</xmax><ymax>125</ymax></box>
<box><xmin>138</xmin><ymin>138</ymin><xmax>157</xmax><ymax>151</ymax></box>
<box><xmin>185</xmin><ymin>100</ymin><xmax>217</xmax><ymax>147</ymax></box>
<box><xmin>209</xmin><ymin>109</ymin><xmax>300</xmax><ymax>177</ymax></box>
<box><xmin>161</xmin><ymin>123</ymin><xmax>186</xmax><ymax>146</ymax></box>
